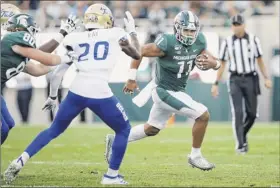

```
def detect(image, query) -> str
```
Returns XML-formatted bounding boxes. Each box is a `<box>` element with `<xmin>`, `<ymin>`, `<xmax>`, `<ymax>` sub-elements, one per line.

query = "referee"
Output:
<box><xmin>211</xmin><ymin>14</ymin><xmax>272</xmax><ymax>154</ymax></box>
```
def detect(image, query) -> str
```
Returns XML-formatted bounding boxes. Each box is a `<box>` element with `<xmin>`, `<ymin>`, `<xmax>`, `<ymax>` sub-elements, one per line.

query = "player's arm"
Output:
<box><xmin>42</xmin><ymin>63</ymin><xmax>72</xmax><ymax>112</ymax></box>
<box><xmin>119</xmin><ymin>34</ymin><xmax>141</xmax><ymax>60</ymax></box>
<box><xmin>130</xmin><ymin>43</ymin><xmax>165</xmax><ymax>70</ymax></box>
<box><xmin>11</xmin><ymin>45</ymin><xmax>75</xmax><ymax>66</ymax></box>
<box><xmin>123</xmin><ymin>38</ymin><xmax>166</xmax><ymax>94</ymax></box>
<box><xmin>38</xmin><ymin>14</ymin><xmax>80</xmax><ymax>53</ymax></box>
<box><xmin>49</xmin><ymin>63</ymin><xmax>71</xmax><ymax>98</ymax></box>
<box><xmin>119</xmin><ymin>11</ymin><xmax>140</xmax><ymax>60</ymax></box>
<box><xmin>211</xmin><ymin>39</ymin><xmax>228</xmax><ymax>97</ymax></box>
<box><xmin>23</xmin><ymin>62</ymin><xmax>56</xmax><ymax>77</ymax></box>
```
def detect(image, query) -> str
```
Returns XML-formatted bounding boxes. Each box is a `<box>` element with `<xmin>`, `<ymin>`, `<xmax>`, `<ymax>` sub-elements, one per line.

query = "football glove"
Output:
<box><xmin>66</xmin><ymin>50</ymin><xmax>78</xmax><ymax>62</ymax></box>
<box><xmin>60</xmin><ymin>14</ymin><xmax>80</xmax><ymax>36</ymax></box>
<box><xmin>124</xmin><ymin>11</ymin><xmax>136</xmax><ymax>35</ymax></box>
<box><xmin>42</xmin><ymin>97</ymin><xmax>59</xmax><ymax>115</ymax></box>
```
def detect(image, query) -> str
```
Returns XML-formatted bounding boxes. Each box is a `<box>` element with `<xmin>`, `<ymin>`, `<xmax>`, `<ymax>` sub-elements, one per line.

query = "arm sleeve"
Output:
<box><xmin>154</xmin><ymin>34</ymin><xmax>168</xmax><ymax>53</ymax></box>
<box><xmin>219</xmin><ymin>39</ymin><xmax>228</xmax><ymax>61</ymax></box>
<box><xmin>49</xmin><ymin>63</ymin><xmax>71</xmax><ymax>97</ymax></box>
<box><xmin>254</xmin><ymin>36</ymin><xmax>263</xmax><ymax>58</ymax></box>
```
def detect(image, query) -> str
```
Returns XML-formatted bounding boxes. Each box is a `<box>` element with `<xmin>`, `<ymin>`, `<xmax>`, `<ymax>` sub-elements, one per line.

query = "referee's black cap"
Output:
<box><xmin>231</xmin><ymin>14</ymin><xmax>245</xmax><ymax>25</ymax></box>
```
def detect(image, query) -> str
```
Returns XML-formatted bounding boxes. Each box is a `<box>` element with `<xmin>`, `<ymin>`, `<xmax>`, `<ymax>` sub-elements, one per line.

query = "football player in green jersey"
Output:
<box><xmin>105</xmin><ymin>11</ymin><xmax>221</xmax><ymax>171</ymax></box>
<box><xmin>1</xmin><ymin>13</ymin><xmax>79</xmax><ymax>145</ymax></box>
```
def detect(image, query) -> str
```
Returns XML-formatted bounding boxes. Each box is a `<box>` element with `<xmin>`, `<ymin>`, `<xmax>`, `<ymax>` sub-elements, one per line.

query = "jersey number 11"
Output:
<box><xmin>177</xmin><ymin>60</ymin><xmax>193</xmax><ymax>78</ymax></box>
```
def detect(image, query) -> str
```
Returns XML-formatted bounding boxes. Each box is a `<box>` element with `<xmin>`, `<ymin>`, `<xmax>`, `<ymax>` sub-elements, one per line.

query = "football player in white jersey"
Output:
<box><xmin>4</xmin><ymin>4</ymin><xmax>140</xmax><ymax>185</ymax></box>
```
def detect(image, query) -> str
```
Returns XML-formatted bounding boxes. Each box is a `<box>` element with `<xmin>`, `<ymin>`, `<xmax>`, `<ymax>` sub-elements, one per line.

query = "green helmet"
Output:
<box><xmin>6</xmin><ymin>13</ymin><xmax>40</xmax><ymax>36</ymax></box>
<box><xmin>174</xmin><ymin>11</ymin><xmax>200</xmax><ymax>46</ymax></box>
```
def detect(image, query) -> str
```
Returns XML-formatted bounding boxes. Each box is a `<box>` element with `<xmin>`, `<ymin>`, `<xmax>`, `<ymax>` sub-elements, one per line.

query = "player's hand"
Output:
<box><xmin>60</xmin><ymin>14</ymin><xmax>80</xmax><ymax>35</ymax></box>
<box><xmin>264</xmin><ymin>78</ymin><xmax>272</xmax><ymax>89</ymax></box>
<box><xmin>195</xmin><ymin>54</ymin><xmax>217</xmax><ymax>70</ymax></box>
<box><xmin>66</xmin><ymin>51</ymin><xmax>78</xmax><ymax>62</ymax></box>
<box><xmin>123</xmin><ymin>11</ymin><xmax>136</xmax><ymax>35</ymax></box>
<box><xmin>123</xmin><ymin>79</ymin><xmax>140</xmax><ymax>95</ymax></box>
<box><xmin>42</xmin><ymin>97</ymin><xmax>59</xmax><ymax>114</ymax></box>
<box><xmin>211</xmin><ymin>85</ymin><xmax>219</xmax><ymax>98</ymax></box>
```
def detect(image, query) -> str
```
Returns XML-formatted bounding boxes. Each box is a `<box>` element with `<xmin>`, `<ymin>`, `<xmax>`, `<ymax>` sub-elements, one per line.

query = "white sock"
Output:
<box><xmin>190</xmin><ymin>147</ymin><xmax>202</xmax><ymax>158</ymax></box>
<box><xmin>128</xmin><ymin>124</ymin><xmax>147</xmax><ymax>142</ymax></box>
<box><xmin>16</xmin><ymin>152</ymin><xmax>30</xmax><ymax>166</ymax></box>
<box><xmin>106</xmin><ymin>168</ymin><xmax>118</xmax><ymax>177</ymax></box>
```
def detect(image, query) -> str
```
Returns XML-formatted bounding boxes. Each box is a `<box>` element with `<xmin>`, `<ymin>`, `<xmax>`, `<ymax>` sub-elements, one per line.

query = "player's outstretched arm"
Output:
<box><xmin>38</xmin><ymin>14</ymin><xmax>80</xmax><ymax>53</ymax></box>
<box><xmin>11</xmin><ymin>45</ymin><xmax>75</xmax><ymax>66</ymax></box>
<box><xmin>123</xmin><ymin>43</ymin><xmax>165</xmax><ymax>94</ymax></box>
<box><xmin>23</xmin><ymin>62</ymin><xmax>56</xmax><ymax>77</ymax></box>
<box><xmin>119</xmin><ymin>11</ymin><xmax>140</xmax><ymax>60</ymax></box>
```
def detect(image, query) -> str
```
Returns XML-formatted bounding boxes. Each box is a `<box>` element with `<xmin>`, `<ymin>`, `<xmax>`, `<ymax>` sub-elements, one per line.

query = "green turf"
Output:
<box><xmin>1</xmin><ymin>122</ymin><xmax>279</xmax><ymax>187</ymax></box>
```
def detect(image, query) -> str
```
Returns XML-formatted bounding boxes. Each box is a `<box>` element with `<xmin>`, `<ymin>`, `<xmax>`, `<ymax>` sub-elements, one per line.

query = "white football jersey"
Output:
<box><xmin>63</xmin><ymin>27</ymin><xmax>127</xmax><ymax>99</ymax></box>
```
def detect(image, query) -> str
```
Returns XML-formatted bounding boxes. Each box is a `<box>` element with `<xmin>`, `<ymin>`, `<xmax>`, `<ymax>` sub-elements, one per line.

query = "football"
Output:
<box><xmin>195</xmin><ymin>54</ymin><xmax>211</xmax><ymax>71</ymax></box>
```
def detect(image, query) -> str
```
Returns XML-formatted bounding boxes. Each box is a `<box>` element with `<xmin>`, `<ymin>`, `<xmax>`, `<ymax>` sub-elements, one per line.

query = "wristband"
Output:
<box><xmin>59</xmin><ymin>29</ymin><xmax>68</xmax><ymax>37</ymax></box>
<box><xmin>53</xmin><ymin>33</ymin><xmax>64</xmax><ymax>43</ymax></box>
<box><xmin>128</xmin><ymin>69</ymin><xmax>137</xmax><ymax>80</ymax></box>
<box><xmin>50</xmin><ymin>96</ymin><xmax>57</xmax><ymax>100</ymax></box>
<box><xmin>129</xmin><ymin>32</ymin><xmax>137</xmax><ymax>36</ymax></box>
<box><xmin>214</xmin><ymin>81</ymin><xmax>219</xmax><ymax>85</ymax></box>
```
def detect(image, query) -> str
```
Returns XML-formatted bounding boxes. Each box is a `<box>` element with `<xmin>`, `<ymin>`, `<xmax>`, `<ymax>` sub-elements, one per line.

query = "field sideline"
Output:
<box><xmin>1</xmin><ymin>122</ymin><xmax>279</xmax><ymax>187</ymax></box>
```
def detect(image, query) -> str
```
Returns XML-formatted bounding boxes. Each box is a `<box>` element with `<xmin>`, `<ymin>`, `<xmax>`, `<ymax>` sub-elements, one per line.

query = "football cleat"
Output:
<box><xmin>101</xmin><ymin>174</ymin><xmax>128</xmax><ymax>185</ymax></box>
<box><xmin>188</xmin><ymin>154</ymin><xmax>215</xmax><ymax>171</ymax></box>
<box><xmin>104</xmin><ymin>134</ymin><xmax>115</xmax><ymax>164</ymax></box>
<box><xmin>4</xmin><ymin>159</ymin><xmax>23</xmax><ymax>184</ymax></box>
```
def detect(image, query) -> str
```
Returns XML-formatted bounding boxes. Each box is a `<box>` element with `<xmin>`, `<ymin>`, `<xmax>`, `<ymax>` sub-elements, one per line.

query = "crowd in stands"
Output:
<box><xmin>4</xmin><ymin>0</ymin><xmax>278</xmax><ymax>29</ymax></box>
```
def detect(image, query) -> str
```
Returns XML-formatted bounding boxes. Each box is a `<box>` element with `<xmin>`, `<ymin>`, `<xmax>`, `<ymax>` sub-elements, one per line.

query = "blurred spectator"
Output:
<box><xmin>15</xmin><ymin>73</ymin><xmax>33</xmax><ymax>124</ymax></box>
<box><xmin>111</xmin><ymin>1</ymin><xmax>126</xmax><ymax>19</ymax></box>
<box><xmin>68</xmin><ymin>1</ymin><xmax>89</xmax><ymax>19</ymax></box>
<box><xmin>146</xmin><ymin>2</ymin><xmax>166</xmax><ymax>43</ymax></box>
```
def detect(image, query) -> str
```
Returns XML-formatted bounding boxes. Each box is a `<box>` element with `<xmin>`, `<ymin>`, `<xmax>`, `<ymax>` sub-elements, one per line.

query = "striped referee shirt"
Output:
<box><xmin>219</xmin><ymin>33</ymin><xmax>263</xmax><ymax>74</ymax></box>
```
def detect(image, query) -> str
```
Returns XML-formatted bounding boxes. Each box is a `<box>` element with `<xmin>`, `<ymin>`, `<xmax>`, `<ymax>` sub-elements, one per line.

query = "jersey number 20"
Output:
<box><xmin>78</xmin><ymin>41</ymin><xmax>109</xmax><ymax>62</ymax></box>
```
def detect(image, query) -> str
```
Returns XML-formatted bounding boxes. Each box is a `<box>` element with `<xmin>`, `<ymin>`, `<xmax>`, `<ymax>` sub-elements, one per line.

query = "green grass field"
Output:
<box><xmin>1</xmin><ymin>122</ymin><xmax>279</xmax><ymax>187</ymax></box>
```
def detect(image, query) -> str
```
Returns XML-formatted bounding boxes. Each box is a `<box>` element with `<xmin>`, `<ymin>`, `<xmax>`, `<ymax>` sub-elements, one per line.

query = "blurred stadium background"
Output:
<box><xmin>1</xmin><ymin>1</ymin><xmax>279</xmax><ymax>187</ymax></box>
<box><xmin>2</xmin><ymin>0</ymin><xmax>279</xmax><ymax>125</ymax></box>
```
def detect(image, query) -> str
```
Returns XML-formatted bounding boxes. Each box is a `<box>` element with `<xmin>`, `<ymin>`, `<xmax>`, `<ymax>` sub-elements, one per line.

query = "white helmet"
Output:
<box><xmin>83</xmin><ymin>3</ymin><xmax>114</xmax><ymax>30</ymax></box>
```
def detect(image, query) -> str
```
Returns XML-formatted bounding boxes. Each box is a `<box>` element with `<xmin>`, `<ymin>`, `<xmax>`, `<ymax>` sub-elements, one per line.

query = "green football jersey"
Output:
<box><xmin>154</xmin><ymin>32</ymin><xmax>207</xmax><ymax>92</ymax></box>
<box><xmin>1</xmin><ymin>31</ymin><xmax>36</xmax><ymax>89</ymax></box>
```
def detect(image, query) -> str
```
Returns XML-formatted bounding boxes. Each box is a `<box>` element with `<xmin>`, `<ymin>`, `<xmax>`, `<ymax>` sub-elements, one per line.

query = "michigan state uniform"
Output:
<box><xmin>1</xmin><ymin>29</ymin><xmax>35</xmax><ymax>144</ymax></box>
<box><xmin>1</xmin><ymin>31</ymin><xmax>35</xmax><ymax>89</ymax></box>
<box><xmin>147</xmin><ymin>32</ymin><xmax>208</xmax><ymax>129</ymax></box>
